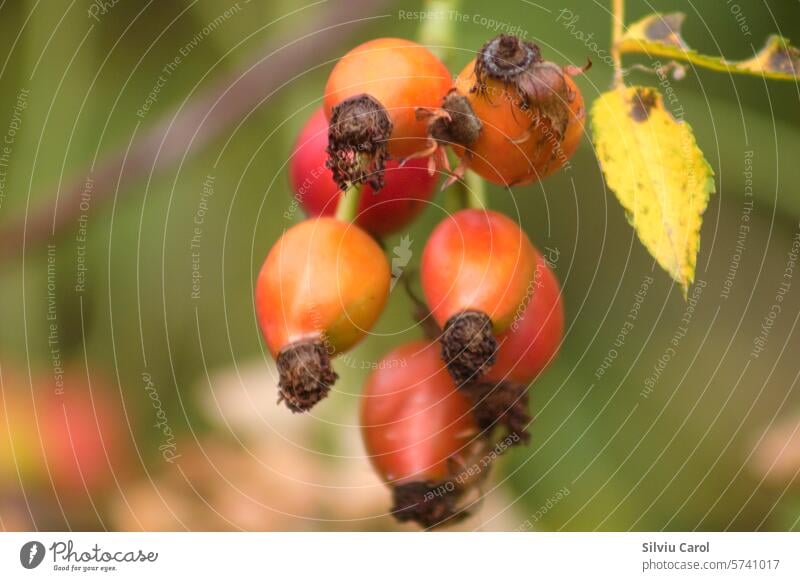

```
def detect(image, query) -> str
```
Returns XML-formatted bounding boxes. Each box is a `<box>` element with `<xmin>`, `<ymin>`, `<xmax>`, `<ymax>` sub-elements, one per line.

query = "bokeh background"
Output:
<box><xmin>0</xmin><ymin>0</ymin><xmax>798</xmax><ymax>531</ymax></box>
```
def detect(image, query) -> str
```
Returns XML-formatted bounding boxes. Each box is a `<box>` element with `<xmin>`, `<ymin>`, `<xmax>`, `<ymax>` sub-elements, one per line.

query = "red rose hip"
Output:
<box><xmin>361</xmin><ymin>341</ymin><xmax>480</xmax><ymax>527</ymax></box>
<box><xmin>421</xmin><ymin>209</ymin><xmax>537</xmax><ymax>384</ymax></box>
<box><xmin>289</xmin><ymin>108</ymin><xmax>437</xmax><ymax>236</ymax></box>
<box><xmin>485</xmin><ymin>248</ymin><xmax>564</xmax><ymax>384</ymax></box>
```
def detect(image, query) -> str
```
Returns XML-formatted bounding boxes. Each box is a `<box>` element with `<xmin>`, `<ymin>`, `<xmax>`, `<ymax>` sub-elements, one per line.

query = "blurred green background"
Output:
<box><xmin>0</xmin><ymin>0</ymin><xmax>799</xmax><ymax>531</ymax></box>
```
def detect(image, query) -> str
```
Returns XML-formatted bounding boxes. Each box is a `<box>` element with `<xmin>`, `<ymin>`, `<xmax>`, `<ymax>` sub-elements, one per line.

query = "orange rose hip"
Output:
<box><xmin>256</xmin><ymin>217</ymin><xmax>390</xmax><ymax>412</ymax></box>
<box><xmin>324</xmin><ymin>38</ymin><xmax>452</xmax><ymax>189</ymax></box>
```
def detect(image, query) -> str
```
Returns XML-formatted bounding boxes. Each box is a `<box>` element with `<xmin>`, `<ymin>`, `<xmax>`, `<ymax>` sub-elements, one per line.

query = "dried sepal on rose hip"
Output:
<box><xmin>323</xmin><ymin>38</ymin><xmax>452</xmax><ymax>190</ymax></box>
<box><xmin>361</xmin><ymin>341</ymin><xmax>489</xmax><ymax>528</ymax></box>
<box><xmin>422</xmin><ymin>34</ymin><xmax>588</xmax><ymax>187</ymax></box>
<box><xmin>461</xmin><ymin>247</ymin><xmax>564</xmax><ymax>445</ymax></box>
<box><xmin>255</xmin><ymin>217</ymin><xmax>390</xmax><ymax>412</ymax></box>
<box><xmin>326</xmin><ymin>94</ymin><xmax>392</xmax><ymax>191</ymax></box>
<box><xmin>289</xmin><ymin>107</ymin><xmax>437</xmax><ymax>237</ymax></box>
<box><xmin>421</xmin><ymin>209</ymin><xmax>537</xmax><ymax>385</ymax></box>
<box><xmin>460</xmin><ymin>379</ymin><xmax>532</xmax><ymax>446</ymax></box>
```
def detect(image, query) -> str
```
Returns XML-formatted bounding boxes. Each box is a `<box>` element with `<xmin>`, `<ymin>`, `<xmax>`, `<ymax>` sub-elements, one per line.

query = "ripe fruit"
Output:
<box><xmin>421</xmin><ymin>209</ymin><xmax>536</xmax><ymax>383</ymax></box>
<box><xmin>485</xmin><ymin>248</ymin><xmax>564</xmax><ymax>384</ymax></box>
<box><xmin>256</xmin><ymin>217</ymin><xmax>391</xmax><ymax>412</ymax></box>
<box><xmin>428</xmin><ymin>34</ymin><xmax>586</xmax><ymax>186</ymax></box>
<box><xmin>454</xmin><ymin>249</ymin><xmax>562</xmax><ymax>447</ymax></box>
<box><xmin>323</xmin><ymin>38</ymin><xmax>452</xmax><ymax>189</ymax></box>
<box><xmin>361</xmin><ymin>341</ymin><xmax>480</xmax><ymax>527</ymax></box>
<box><xmin>289</xmin><ymin>108</ymin><xmax>437</xmax><ymax>236</ymax></box>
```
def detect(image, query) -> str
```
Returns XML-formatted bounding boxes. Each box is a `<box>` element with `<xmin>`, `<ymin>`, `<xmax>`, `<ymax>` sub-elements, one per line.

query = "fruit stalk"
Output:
<box><xmin>418</xmin><ymin>0</ymin><xmax>461</xmax><ymax>63</ymax></box>
<box><xmin>464</xmin><ymin>169</ymin><xmax>486</xmax><ymax>209</ymax></box>
<box><xmin>611</xmin><ymin>0</ymin><xmax>626</xmax><ymax>87</ymax></box>
<box><xmin>445</xmin><ymin>170</ymin><xmax>486</xmax><ymax>212</ymax></box>
<box><xmin>334</xmin><ymin>182</ymin><xmax>364</xmax><ymax>222</ymax></box>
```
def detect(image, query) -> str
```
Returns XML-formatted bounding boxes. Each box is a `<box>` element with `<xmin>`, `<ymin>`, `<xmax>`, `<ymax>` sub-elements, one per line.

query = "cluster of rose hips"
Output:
<box><xmin>255</xmin><ymin>34</ymin><xmax>585</xmax><ymax>528</ymax></box>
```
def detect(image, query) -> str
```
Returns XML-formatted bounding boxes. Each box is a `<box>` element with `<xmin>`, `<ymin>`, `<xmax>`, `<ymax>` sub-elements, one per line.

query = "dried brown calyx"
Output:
<box><xmin>441</xmin><ymin>311</ymin><xmax>498</xmax><ymax>384</ymax></box>
<box><xmin>275</xmin><ymin>339</ymin><xmax>338</xmax><ymax>413</ymax></box>
<box><xmin>391</xmin><ymin>481</ymin><xmax>469</xmax><ymax>529</ymax></box>
<box><xmin>462</xmin><ymin>379</ymin><xmax>531</xmax><ymax>445</ymax></box>
<box><xmin>427</xmin><ymin>90</ymin><xmax>483</xmax><ymax>149</ymax></box>
<box><xmin>414</xmin><ymin>91</ymin><xmax>482</xmax><ymax>186</ymax></box>
<box><xmin>475</xmin><ymin>34</ymin><xmax>543</xmax><ymax>88</ymax></box>
<box><xmin>474</xmin><ymin>34</ymin><xmax>589</xmax><ymax>141</ymax></box>
<box><xmin>327</xmin><ymin>94</ymin><xmax>392</xmax><ymax>191</ymax></box>
<box><xmin>391</xmin><ymin>441</ymin><xmax>497</xmax><ymax>528</ymax></box>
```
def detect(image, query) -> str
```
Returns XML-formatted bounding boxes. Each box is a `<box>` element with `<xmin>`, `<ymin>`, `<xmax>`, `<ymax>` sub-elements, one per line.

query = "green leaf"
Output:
<box><xmin>618</xmin><ymin>13</ymin><xmax>800</xmax><ymax>81</ymax></box>
<box><xmin>591</xmin><ymin>87</ymin><xmax>716</xmax><ymax>295</ymax></box>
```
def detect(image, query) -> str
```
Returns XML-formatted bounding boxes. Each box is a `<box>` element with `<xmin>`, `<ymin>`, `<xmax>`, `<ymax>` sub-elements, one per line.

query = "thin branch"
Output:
<box><xmin>0</xmin><ymin>0</ymin><xmax>394</xmax><ymax>262</ymax></box>
<box><xmin>611</xmin><ymin>0</ymin><xmax>625</xmax><ymax>87</ymax></box>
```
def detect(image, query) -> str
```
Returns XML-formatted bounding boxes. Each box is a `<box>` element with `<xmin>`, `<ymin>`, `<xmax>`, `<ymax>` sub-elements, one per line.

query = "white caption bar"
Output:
<box><xmin>0</xmin><ymin>532</ymin><xmax>797</xmax><ymax>579</ymax></box>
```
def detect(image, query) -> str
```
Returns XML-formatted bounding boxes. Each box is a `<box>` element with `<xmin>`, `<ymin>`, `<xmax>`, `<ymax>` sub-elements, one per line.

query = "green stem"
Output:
<box><xmin>419</xmin><ymin>0</ymin><xmax>487</xmax><ymax>213</ymax></box>
<box><xmin>418</xmin><ymin>0</ymin><xmax>461</xmax><ymax>65</ymax></box>
<box><xmin>444</xmin><ymin>181</ymin><xmax>464</xmax><ymax>213</ymax></box>
<box><xmin>335</xmin><ymin>183</ymin><xmax>363</xmax><ymax>222</ymax></box>
<box><xmin>445</xmin><ymin>170</ymin><xmax>487</xmax><ymax>212</ymax></box>
<box><xmin>611</xmin><ymin>0</ymin><xmax>626</xmax><ymax>87</ymax></box>
<box><xmin>464</xmin><ymin>170</ymin><xmax>486</xmax><ymax>209</ymax></box>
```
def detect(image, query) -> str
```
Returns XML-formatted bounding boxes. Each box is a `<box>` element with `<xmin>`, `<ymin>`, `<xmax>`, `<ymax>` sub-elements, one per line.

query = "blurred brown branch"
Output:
<box><xmin>0</xmin><ymin>0</ymin><xmax>394</xmax><ymax>262</ymax></box>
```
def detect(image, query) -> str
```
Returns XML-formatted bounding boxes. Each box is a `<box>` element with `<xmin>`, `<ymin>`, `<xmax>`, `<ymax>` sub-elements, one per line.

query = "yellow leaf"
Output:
<box><xmin>618</xmin><ymin>13</ymin><xmax>800</xmax><ymax>81</ymax></box>
<box><xmin>591</xmin><ymin>87</ymin><xmax>715</xmax><ymax>295</ymax></box>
